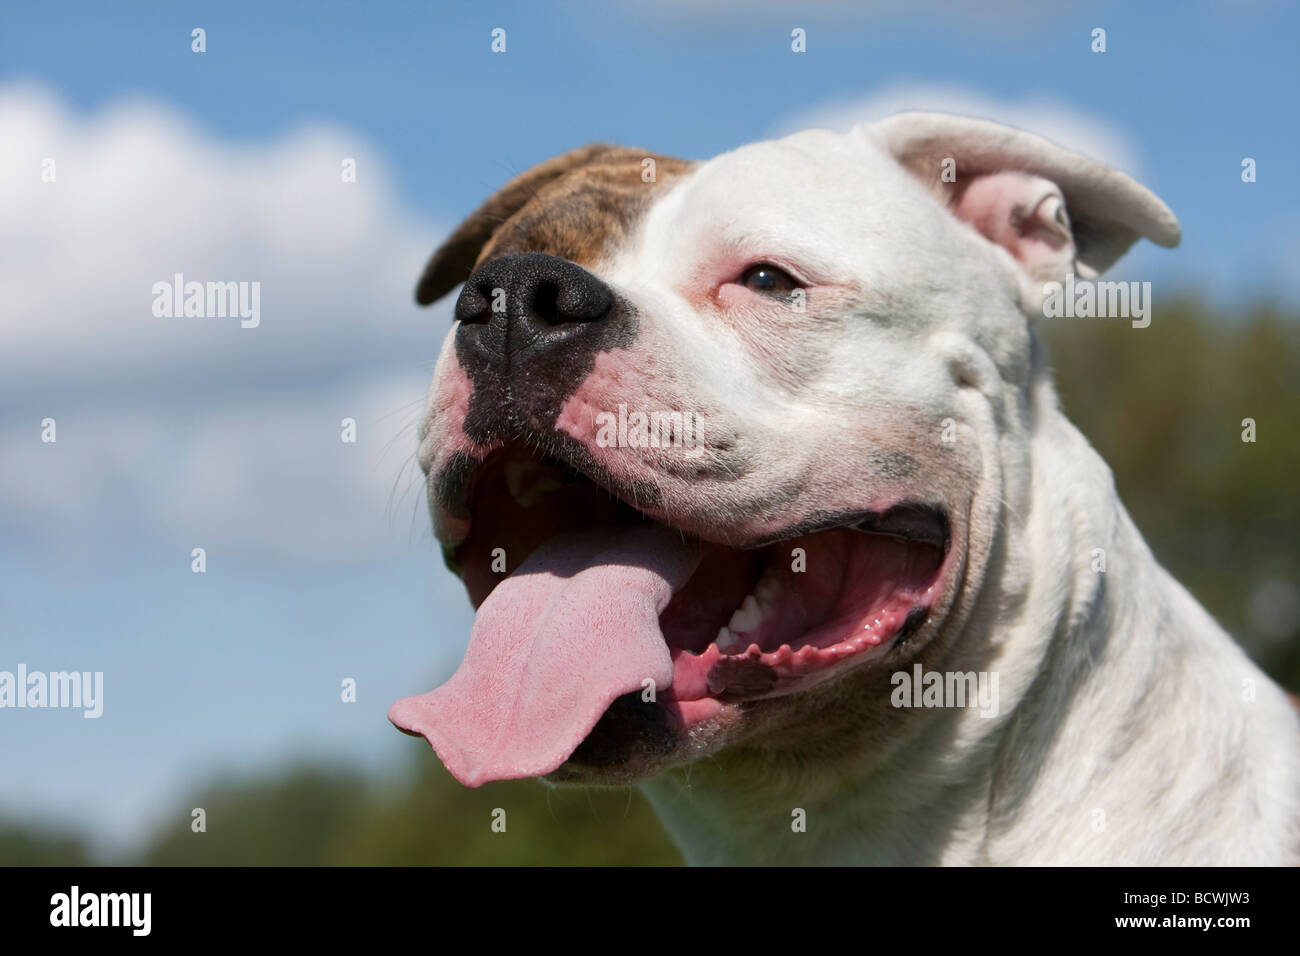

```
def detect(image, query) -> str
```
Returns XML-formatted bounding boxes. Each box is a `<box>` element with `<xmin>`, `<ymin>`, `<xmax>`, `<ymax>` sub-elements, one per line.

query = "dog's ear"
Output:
<box><xmin>415</xmin><ymin>144</ymin><xmax>633</xmax><ymax>306</ymax></box>
<box><xmin>872</xmin><ymin>112</ymin><xmax>1179</xmax><ymax>284</ymax></box>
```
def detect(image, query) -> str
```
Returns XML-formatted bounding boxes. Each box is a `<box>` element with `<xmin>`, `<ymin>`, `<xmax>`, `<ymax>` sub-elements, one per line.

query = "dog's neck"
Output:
<box><xmin>641</xmin><ymin>349</ymin><xmax>1277</xmax><ymax>865</ymax></box>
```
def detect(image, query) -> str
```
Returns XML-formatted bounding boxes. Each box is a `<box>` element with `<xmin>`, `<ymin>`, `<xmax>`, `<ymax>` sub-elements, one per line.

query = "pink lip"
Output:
<box><xmin>667</xmin><ymin>603</ymin><xmax>929</xmax><ymax>704</ymax></box>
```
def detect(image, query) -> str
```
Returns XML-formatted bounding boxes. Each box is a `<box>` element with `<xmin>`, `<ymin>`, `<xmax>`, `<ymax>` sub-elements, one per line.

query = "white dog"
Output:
<box><xmin>389</xmin><ymin>113</ymin><xmax>1300</xmax><ymax>865</ymax></box>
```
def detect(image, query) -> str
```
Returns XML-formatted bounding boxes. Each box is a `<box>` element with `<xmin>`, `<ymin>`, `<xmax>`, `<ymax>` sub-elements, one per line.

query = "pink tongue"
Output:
<box><xmin>388</xmin><ymin>523</ymin><xmax>701</xmax><ymax>787</ymax></box>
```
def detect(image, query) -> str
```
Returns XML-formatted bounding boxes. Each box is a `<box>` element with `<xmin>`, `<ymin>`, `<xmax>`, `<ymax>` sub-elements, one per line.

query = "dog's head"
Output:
<box><xmin>389</xmin><ymin>114</ymin><xmax>1179</xmax><ymax>788</ymax></box>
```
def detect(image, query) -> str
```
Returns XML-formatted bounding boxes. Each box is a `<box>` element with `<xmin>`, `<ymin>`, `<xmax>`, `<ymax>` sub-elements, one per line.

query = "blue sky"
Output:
<box><xmin>5</xmin><ymin>0</ymin><xmax>1297</xmax><ymax>301</ymax></box>
<box><xmin>1</xmin><ymin>0</ymin><xmax>1297</xmax><ymax>854</ymax></box>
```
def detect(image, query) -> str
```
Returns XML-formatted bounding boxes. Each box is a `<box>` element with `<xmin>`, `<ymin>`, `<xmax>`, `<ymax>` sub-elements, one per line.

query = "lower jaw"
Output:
<box><xmin>557</xmin><ymin>615</ymin><xmax>923</xmax><ymax>778</ymax></box>
<box><xmin>650</xmin><ymin>528</ymin><xmax>943</xmax><ymax>723</ymax></box>
<box><xmin>655</xmin><ymin>621</ymin><xmax>921</xmax><ymax>732</ymax></box>
<box><xmin>553</xmin><ymin>549</ymin><xmax>949</xmax><ymax>776</ymax></box>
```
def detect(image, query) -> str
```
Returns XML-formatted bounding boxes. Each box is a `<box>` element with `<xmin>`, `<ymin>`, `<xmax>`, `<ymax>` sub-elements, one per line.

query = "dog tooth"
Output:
<box><xmin>728</xmin><ymin>594</ymin><xmax>763</xmax><ymax>633</ymax></box>
<box><xmin>715</xmin><ymin>627</ymin><xmax>740</xmax><ymax>652</ymax></box>
<box><xmin>753</xmin><ymin>581</ymin><xmax>782</xmax><ymax>619</ymax></box>
<box><xmin>754</xmin><ymin>575</ymin><xmax>781</xmax><ymax>603</ymax></box>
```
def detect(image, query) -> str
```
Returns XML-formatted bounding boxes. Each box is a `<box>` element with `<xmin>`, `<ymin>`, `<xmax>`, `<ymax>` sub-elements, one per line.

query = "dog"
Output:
<box><xmin>388</xmin><ymin>113</ymin><xmax>1300</xmax><ymax>865</ymax></box>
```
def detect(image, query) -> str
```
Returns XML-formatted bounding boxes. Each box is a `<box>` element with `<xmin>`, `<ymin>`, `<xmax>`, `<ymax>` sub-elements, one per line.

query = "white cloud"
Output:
<box><xmin>0</xmin><ymin>84</ymin><xmax>449</xmax><ymax>560</ymax></box>
<box><xmin>1</xmin><ymin>376</ymin><xmax>433</xmax><ymax>561</ymax></box>
<box><xmin>772</xmin><ymin>83</ymin><xmax>1144</xmax><ymax>176</ymax></box>
<box><xmin>0</xmin><ymin>82</ymin><xmax>446</xmax><ymax>392</ymax></box>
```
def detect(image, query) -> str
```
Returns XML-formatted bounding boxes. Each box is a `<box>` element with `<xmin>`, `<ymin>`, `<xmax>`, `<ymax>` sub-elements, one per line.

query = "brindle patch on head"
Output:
<box><xmin>477</xmin><ymin>150</ymin><xmax>695</xmax><ymax>270</ymax></box>
<box><xmin>416</xmin><ymin>144</ymin><xmax>694</xmax><ymax>306</ymax></box>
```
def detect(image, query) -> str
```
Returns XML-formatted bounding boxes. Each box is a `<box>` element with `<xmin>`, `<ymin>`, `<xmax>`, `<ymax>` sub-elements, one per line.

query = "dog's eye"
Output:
<box><xmin>740</xmin><ymin>264</ymin><xmax>800</xmax><ymax>296</ymax></box>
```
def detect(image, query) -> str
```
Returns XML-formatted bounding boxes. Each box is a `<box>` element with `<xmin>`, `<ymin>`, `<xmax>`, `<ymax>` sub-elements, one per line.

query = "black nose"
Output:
<box><xmin>453</xmin><ymin>253</ymin><xmax>615</xmax><ymax>369</ymax></box>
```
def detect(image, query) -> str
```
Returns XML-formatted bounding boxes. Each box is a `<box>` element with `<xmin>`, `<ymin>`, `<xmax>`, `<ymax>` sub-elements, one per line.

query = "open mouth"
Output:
<box><xmin>391</xmin><ymin>440</ymin><xmax>950</xmax><ymax>786</ymax></box>
<box><xmin>460</xmin><ymin>443</ymin><xmax>948</xmax><ymax>695</ymax></box>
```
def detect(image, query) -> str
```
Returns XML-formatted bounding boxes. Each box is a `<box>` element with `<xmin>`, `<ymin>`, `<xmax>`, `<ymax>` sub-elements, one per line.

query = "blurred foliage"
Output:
<box><xmin>136</xmin><ymin>760</ymin><xmax>680</xmax><ymax>866</ymax></box>
<box><xmin>0</xmin><ymin>820</ymin><xmax>93</xmax><ymax>865</ymax></box>
<box><xmin>321</xmin><ymin>761</ymin><xmax>681</xmax><ymax>866</ymax></box>
<box><xmin>1042</xmin><ymin>299</ymin><xmax>1300</xmax><ymax>685</ymax></box>
<box><xmin>6</xmin><ymin>298</ymin><xmax>1298</xmax><ymax>865</ymax></box>
<box><xmin>140</xmin><ymin>767</ymin><xmax>372</xmax><ymax>866</ymax></box>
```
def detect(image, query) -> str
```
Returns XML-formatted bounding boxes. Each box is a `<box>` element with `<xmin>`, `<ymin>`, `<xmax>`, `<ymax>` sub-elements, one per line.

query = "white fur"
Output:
<box><xmin>421</xmin><ymin>114</ymin><xmax>1300</xmax><ymax>864</ymax></box>
<box><xmin>608</xmin><ymin>116</ymin><xmax>1300</xmax><ymax>865</ymax></box>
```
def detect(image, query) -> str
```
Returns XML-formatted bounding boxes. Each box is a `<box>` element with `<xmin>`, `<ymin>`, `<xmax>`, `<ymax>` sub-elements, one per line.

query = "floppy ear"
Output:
<box><xmin>415</xmin><ymin>143</ymin><xmax>644</xmax><ymax>306</ymax></box>
<box><xmin>872</xmin><ymin>112</ymin><xmax>1179</xmax><ymax>284</ymax></box>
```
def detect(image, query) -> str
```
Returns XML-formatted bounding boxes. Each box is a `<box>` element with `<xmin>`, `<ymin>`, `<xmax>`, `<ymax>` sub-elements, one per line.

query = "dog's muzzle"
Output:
<box><xmin>449</xmin><ymin>252</ymin><xmax>637</xmax><ymax>442</ymax></box>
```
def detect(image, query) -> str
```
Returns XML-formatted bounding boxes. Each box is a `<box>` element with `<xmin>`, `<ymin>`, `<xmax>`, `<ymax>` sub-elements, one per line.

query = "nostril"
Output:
<box><xmin>555</xmin><ymin>280</ymin><xmax>613</xmax><ymax>324</ymax></box>
<box><xmin>531</xmin><ymin>281</ymin><xmax>561</xmax><ymax>325</ymax></box>
<box><xmin>533</xmin><ymin>277</ymin><xmax>611</xmax><ymax>326</ymax></box>
<box><xmin>454</xmin><ymin>284</ymin><xmax>492</xmax><ymax>325</ymax></box>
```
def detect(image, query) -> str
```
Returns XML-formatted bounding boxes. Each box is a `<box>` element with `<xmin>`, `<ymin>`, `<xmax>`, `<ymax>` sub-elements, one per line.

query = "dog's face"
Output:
<box><xmin>389</xmin><ymin>115</ymin><xmax>1178</xmax><ymax>788</ymax></box>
